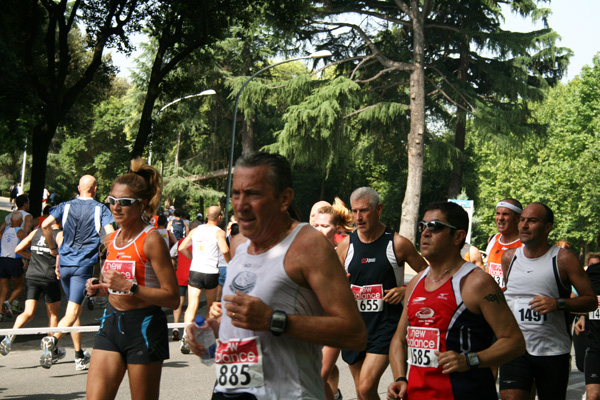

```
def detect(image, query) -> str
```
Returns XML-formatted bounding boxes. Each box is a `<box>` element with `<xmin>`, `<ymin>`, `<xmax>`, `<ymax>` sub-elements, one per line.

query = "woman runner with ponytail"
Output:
<box><xmin>86</xmin><ymin>159</ymin><xmax>179</xmax><ymax>400</ymax></box>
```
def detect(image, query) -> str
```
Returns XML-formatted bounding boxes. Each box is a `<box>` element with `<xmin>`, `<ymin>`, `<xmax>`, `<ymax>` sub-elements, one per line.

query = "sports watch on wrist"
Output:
<box><xmin>128</xmin><ymin>283</ymin><xmax>138</xmax><ymax>296</ymax></box>
<box><xmin>465</xmin><ymin>352</ymin><xmax>480</xmax><ymax>369</ymax></box>
<box><xmin>269</xmin><ymin>310</ymin><xmax>288</xmax><ymax>336</ymax></box>
<box><xmin>557</xmin><ymin>298</ymin><xmax>566</xmax><ymax>310</ymax></box>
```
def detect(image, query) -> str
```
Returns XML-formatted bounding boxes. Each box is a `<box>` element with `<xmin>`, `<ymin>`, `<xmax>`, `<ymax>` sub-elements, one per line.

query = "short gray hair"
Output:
<box><xmin>350</xmin><ymin>187</ymin><xmax>380</xmax><ymax>209</ymax></box>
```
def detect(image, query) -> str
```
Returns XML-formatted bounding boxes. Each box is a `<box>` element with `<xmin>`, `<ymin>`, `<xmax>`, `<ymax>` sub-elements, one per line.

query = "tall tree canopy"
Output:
<box><xmin>282</xmin><ymin>0</ymin><xmax>570</xmax><ymax>242</ymax></box>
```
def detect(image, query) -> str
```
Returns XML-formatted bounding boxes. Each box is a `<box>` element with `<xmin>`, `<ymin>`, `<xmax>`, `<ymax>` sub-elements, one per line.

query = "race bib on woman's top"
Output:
<box><xmin>351</xmin><ymin>284</ymin><xmax>384</xmax><ymax>312</ymax></box>
<box><xmin>406</xmin><ymin>326</ymin><xmax>440</xmax><ymax>368</ymax></box>
<box><xmin>102</xmin><ymin>260</ymin><xmax>136</xmax><ymax>296</ymax></box>
<box><xmin>215</xmin><ymin>336</ymin><xmax>264</xmax><ymax>390</ymax></box>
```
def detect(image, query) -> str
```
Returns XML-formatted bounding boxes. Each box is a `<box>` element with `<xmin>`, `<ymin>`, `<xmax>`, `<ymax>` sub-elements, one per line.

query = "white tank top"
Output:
<box><xmin>1</xmin><ymin>227</ymin><xmax>22</xmax><ymax>258</ymax></box>
<box><xmin>217</xmin><ymin>223</ymin><xmax>325</xmax><ymax>399</ymax></box>
<box><xmin>504</xmin><ymin>246</ymin><xmax>571</xmax><ymax>356</ymax></box>
<box><xmin>189</xmin><ymin>224</ymin><xmax>221</xmax><ymax>274</ymax></box>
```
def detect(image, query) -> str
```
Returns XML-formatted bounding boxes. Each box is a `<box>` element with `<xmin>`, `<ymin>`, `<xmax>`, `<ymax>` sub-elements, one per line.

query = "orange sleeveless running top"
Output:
<box><xmin>103</xmin><ymin>225</ymin><xmax>160</xmax><ymax>294</ymax></box>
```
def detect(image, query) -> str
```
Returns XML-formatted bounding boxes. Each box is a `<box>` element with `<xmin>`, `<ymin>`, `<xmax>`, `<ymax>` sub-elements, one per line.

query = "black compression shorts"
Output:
<box><xmin>499</xmin><ymin>352</ymin><xmax>570</xmax><ymax>399</ymax></box>
<box><xmin>94</xmin><ymin>303</ymin><xmax>169</xmax><ymax>364</ymax></box>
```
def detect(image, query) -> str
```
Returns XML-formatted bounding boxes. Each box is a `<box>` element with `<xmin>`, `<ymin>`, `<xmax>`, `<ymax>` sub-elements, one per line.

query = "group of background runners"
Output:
<box><xmin>1</xmin><ymin>152</ymin><xmax>599</xmax><ymax>400</ymax></box>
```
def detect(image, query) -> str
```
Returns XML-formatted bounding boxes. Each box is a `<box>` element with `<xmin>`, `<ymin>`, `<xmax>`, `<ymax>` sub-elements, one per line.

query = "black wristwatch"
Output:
<box><xmin>557</xmin><ymin>298</ymin><xmax>566</xmax><ymax>310</ymax></box>
<box><xmin>128</xmin><ymin>283</ymin><xmax>138</xmax><ymax>296</ymax></box>
<box><xmin>465</xmin><ymin>352</ymin><xmax>480</xmax><ymax>369</ymax></box>
<box><xmin>269</xmin><ymin>310</ymin><xmax>288</xmax><ymax>336</ymax></box>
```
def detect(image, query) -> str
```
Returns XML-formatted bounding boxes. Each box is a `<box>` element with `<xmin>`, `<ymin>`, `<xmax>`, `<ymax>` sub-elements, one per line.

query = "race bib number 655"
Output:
<box><xmin>215</xmin><ymin>337</ymin><xmax>264</xmax><ymax>390</ymax></box>
<box><xmin>351</xmin><ymin>284</ymin><xmax>384</xmax><ymax>312</ymax></box>
<box><xmin>406</xmin><ymin>327</ymin><xmax>440</xmax><ymax>368</ymax></box>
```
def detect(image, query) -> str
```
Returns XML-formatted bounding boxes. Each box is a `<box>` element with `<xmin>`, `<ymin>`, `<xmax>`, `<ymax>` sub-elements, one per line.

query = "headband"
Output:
<box><xmin>496</xmin><ymin>201</ymin><xmax>522</xmax><ymax>214</ymax></box>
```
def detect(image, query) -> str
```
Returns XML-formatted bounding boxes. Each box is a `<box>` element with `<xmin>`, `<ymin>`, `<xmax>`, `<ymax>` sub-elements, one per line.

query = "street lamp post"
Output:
<box><xmin>148</xmin><ymin>89</ymin><xmax>216</xmax><ymax>165</ymax></box>
<box><xmin>224</xmin><ymin>50</ymin><xmax>332</xmax><ymax>223</ymax></box>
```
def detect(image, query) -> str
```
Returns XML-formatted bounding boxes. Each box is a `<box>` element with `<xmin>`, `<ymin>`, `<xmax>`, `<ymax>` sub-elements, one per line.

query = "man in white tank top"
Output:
<box><xmin>185</xmin><ymin>152</ymin><xmax>367</xmax><ymax>400</ymax></box>
<box><xmin>500</xmin><ymin>202</ymin><xmax>596</xmax><ymax>400</ymax></box>
<box><xmin>178</xmin><ymin>206</ymin><xmax>230</xmax><ymax>354</ymax></box>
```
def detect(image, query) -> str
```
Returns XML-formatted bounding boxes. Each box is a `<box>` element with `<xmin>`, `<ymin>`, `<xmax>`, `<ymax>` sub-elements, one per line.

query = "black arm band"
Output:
<box><xmin>395</xmin><ymin>377</ymin><xmax>408</xmax><ymax>383</ymax></box>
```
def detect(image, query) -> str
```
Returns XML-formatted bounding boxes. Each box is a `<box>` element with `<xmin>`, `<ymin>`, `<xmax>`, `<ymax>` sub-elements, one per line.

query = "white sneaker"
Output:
<box><xmin>52</xmin><ymin>347</ymin><xmax>66</xmax><ymax>364</ymax></box>
<box><xmin>40</xmin><ymin>336</ymin><xmax>57</xmax><ymax>369</ymax></box>
<box><xmin>75</xmin><ymin>351</ymin><xmax>91</xmax><ymax>371</ymax></box>
<box><xmin>0</xmin><ymin>335</ymin><xmax>14</xmax><ymax>356</ymax></box>
<box><xmin>180</xmin><ymin>336</ymin><xmax>190</xmax><ymax>354</ymax></box>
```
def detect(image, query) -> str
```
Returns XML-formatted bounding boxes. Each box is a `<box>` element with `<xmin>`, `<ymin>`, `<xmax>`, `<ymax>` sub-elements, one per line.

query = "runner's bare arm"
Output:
<box><xmin>530</xmin><ymin>248</ymin><xmax>597</xmax><ymax>314</ymax></box>
<box><xmin>15</xmin><ymin>228</ymin><xmax>37</xmax><ymax>259</ymax></box>
<box><xmin>41</xmin><ymin>215</ymin><xmax>58</xmax><ymax>256</ymax></box>
<box><xmin>387</xmin><ymin>274</ymin><xmax>420</xmax><ymax>399</ymax></box>
<box><xmin>178</xmin><ymin>228</ymin><xmax>195</xmax><ymax>260</ymax></box>
<box><xmin>439</xmin><ymin>271</ymin><xmax>524</xmax><ymax>373</ymax></box>
<box><xmin>500</xmin><ymin>248</ymin><xmax>517</xmax><ymax>284</ymax></box>
<box><xmin>216</xmin><ymin>229</ymin><xmax>231</xmax><ymax>263</ymax></box>
<box><xmin>224</xmin><ymin>226</ymin><xmax>367</xmax><ymax>350</ymax></box>
<box><xmin>394</xmin><ymin>233</ymin><xmax>428</xmax><ymax>273</ymax></box>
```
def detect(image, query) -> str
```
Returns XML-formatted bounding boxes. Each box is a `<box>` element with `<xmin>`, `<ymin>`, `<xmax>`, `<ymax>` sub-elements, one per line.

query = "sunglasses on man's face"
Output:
<box><xmin>418</xmin><ymin>220</ymin><xmax>457</xmax><ymax>233</ymax></box>
<box><xmin>106</xmin><ymin>196</ymin><xmax>143</xmax><ymax>207</ymax></box>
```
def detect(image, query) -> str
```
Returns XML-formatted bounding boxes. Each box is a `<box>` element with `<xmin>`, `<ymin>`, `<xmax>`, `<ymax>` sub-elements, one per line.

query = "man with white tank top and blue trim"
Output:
<box><xmin>500</xmin><ymin>202</ymin><xmax>597</xmax><ymax>400</ymax></box>
<box><xmin>185</xmin><ymin>152</ymin><xmax>367</xmax><ymax>400</ymax></box>
<box><xmin>40</xmin><ymin>175</ymin><xmax>114</xmax><ymax>370</ymax></box>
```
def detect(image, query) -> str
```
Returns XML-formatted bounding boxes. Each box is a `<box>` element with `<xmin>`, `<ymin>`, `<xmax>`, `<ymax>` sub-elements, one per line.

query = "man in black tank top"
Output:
<box><xmin>337</xmin><ymin>187</ymin><xmax>427</xmax><ymax>400</ymax></box>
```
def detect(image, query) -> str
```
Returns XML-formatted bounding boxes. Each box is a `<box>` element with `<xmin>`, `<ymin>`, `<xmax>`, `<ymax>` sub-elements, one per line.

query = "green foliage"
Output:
<box><xmin>469</xmin><ymin>54</ymin><xmax>600</xmax><ymax>253</ymax></box>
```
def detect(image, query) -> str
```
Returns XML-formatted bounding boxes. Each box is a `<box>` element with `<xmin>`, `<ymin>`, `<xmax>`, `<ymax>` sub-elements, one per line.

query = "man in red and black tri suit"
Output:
<box><xmin>338</xmin><ymin>187</ymin><xmax>427</xmax><ymax>400</ymax></box>
<box><xmin>387</xmin><ymin>201</ymin><xmax>525</xmax><ymax>400</ymax></box>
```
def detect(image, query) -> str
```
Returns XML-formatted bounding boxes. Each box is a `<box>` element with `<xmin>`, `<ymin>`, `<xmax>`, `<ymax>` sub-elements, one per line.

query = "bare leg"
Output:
<box><xmin>127</xmin><ymin>361</ymin><xmax>164</xmax><ymax>400</ymax></box>
<box><xmin>322</xmin><ymin>346</ymin><xmax>340</xmax><ymax>400</ymax></box>
<box><xmin>184</xmin><ymin>286</ymin><xmax>202</xmax><ymax>323</ymax></box>
<box><xmin>86</xmin><ymin>349</ymin><xmax>127</xmax><ymax>400</ymax></box>
<box><xmin>173</xmin><ymin>295</ymin><xmax>185</xmax><ymax>323</ymax></box>
<box><xmin>46</xmin><ymin>301</ymin><xmax>61</xmax><ymax>327</ymax></box>
<box><xmin>348</xmin><ymin>353</ymin><xmax>389</xmax><ymax>400</ymax></box>
<box><xmin>0</xmin><ymin>278</ymin><xmax>10</xmax><ymax>305</ymax></box>
<box><xmin>7</xmin><ymin>275</ymin><xmax>24</xmax><ymax>303</ymax></box>
<box><xmin>52</xmin><ymin>301</ymin><xmax>83</xmax><ymax>344</ymax></box>
<box><xmin>204</xmin><ymin>287</ymin><xmax>218</xmax><ymax>318</ymax></box>
<box><xmin>500</xmin><ymin>389</ymin><xmax>532</xmax><ymax>400</ymax></box>
<box><xmin>586</xmin><ymin>384</ymin><xmax>600</xmax><ymax>400</ymax></box>
<box><xmin>13</xmin><ymin>299</ymin><xmax>37</xmax><ymax>328</ymax></box>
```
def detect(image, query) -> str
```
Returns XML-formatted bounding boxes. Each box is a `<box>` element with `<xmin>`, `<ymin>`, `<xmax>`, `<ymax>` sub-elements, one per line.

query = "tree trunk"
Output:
<box><xmin>448</xmin><ymin>48</ymin><xmax>469</xmax><ymax>199</ymax></box>
<box><xmin>174</xmin><ymin>128</ymin><xmax>182</xmax><ymax>171</ymax></box>
<box><xmin>29</xmin><ymin>122</ymin><xmax>55</xmax><ymax>218</ymax></box>
<box><xmin>399</xmin><ymin>3</ymin><xmax>426</xmax><ymax>245</ymax></box>
<box><xmin>448</xmin><ymin>108</ymin><xmax>466</xmax><ymax>198</ymax></box>
<box><xmin>241</xmin><ymin>113</ymin><xmax>255</xmax><ymax>156</ymax></box>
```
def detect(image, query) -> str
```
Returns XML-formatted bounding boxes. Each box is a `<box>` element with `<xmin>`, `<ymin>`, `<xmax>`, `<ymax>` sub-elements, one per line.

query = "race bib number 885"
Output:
<box><xmin>406</xmin><ymin>327</ymin><xmax>440</xmax><ymax>368</ymax></box>
<box><xmin>215</xmin><ymin>337</ymin><xmax>264</xmax><ymax>390</ymax></box>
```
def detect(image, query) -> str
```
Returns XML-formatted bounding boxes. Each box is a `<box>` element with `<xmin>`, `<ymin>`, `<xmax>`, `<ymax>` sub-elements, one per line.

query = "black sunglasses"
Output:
<box><xmin>418</xmin><ymin>220</ymin><xmax>457</xmax><ymax>233</ymax></box>
<box><xmin>106</xmin><ymin>196</ymin><xmax>143</xmax><ymax>207</ymax></box>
